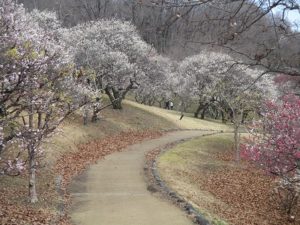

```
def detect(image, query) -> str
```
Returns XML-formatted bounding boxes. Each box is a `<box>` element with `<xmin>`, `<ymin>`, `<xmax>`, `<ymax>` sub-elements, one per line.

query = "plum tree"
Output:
<box><xmin>0</xmin><ymin>0</ymin><xmax>97</xmax><ymax>202</ymax></box>
<box><xmin>63</xmin><ymin>19</ymin><xmax>153</xmax><ymax>109</ymax></box>
<box><xmin>242</xmin><ymin>94</ymin><xmax>300</xmax><ymax>216</ymax></box>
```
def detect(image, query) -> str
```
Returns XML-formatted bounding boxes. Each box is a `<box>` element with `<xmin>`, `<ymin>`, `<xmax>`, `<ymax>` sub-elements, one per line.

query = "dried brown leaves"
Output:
<box><xmin>189</xmin><ymin>151</ymin><xmax>300</xmax><ymax>225</ymax></box>
<box><xmin>0</xmin><ymin>130</ymin><xmax>162</xmax><ymax>225</ymax></box>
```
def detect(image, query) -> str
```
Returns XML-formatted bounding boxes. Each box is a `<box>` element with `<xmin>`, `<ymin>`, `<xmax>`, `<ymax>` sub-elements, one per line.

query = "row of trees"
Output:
<box><xmin>0</xmin><ymin>0</ymin><xmax>101</xmax><ymax>202</ymax></box>
<box><xmin>131</xmin><ymin>46</ymin><xmax>300</xmax><ymax>218</ymax></box>
<box><xmin>18</xmin><ymin>0</ymin><xmax>300</xmax><ymax>78</ymax></box>
<box><xmin>25</xmin><ymin>0</ymin><xmax>300</xmax><ymax>220</ymax></box>
<box><xmin>134</xmin><ymin>50</ymin><xmax>272</xmax><ymax>161</ymax></box>
<box><xmin>2</xmin><ymin>0</ymin><xmax>225</xmax><ymax>203</ymax></box>
<box><xmin>0</xmin><ymin>0</ymin><xmax>168</xmax><ymax>203</ymax></box>
<box><xmin>1</xmin><ymin>0</ymin><xmax>300</xmax><ymax>219</ymax></box>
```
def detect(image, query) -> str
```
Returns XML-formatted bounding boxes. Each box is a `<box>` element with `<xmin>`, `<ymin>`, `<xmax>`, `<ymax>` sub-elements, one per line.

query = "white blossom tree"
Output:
<box><xmin>177</xmin><ymin>51</ymin><xmax>274</xmax><ymax>162</ymax></box>
<box><xmin>134</xmin><ymin>55</ymin><xmax>174</xmax><ymax>107</ymax></box>
<box><xmin>63</xmin><ymin>19</ymin><xmax>153</xmax><ymax>109</ymax></box>
<box><xmin>0</xmin><ymin>1</ymin><xmax>97</xmax><ymax>202</ymax></box>
<box><xmin>178</xmin><ymin>51</ymin><xmax>234</xmax><ymax>119</ymax></box>
<box><xmin>214</xmin><ymin>67</ymin><xmax>266</xmax><ymax>162</ymax></box>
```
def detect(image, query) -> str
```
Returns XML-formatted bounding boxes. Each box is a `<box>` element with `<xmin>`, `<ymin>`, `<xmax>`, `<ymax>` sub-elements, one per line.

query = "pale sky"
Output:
<box><xmin>273</xmin><ymin>4</ymin><xmax>300</xmax><ymax>30</ymax></box>
<box><xmin>285</xmin><ymin>10</ymin><xmax>300</xmax><ymax>27</ymax></box>
<box><xmin>254</xmin><ymin>0</ymin><xmax>300</xmax><ymax>30</ymax></box>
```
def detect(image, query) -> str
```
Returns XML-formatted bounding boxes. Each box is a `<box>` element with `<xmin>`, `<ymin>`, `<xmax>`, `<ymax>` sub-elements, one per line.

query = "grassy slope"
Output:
<box><xmin>44</xmin><ymin>100</ymin><xmax>178</xmax><ymax>164</ymax></box>
<box><xmin>125</xmin><ymin>100</ymin><xmax>232</xmax><ymax>131</ymax></box>
<box><xmin>157</xmin><ymin>133</ymin><xmax>298</xmax><ymax>225</ymax></box>
<box><xmin>158</xmin><ymin>134</ymin><xmax>233</xmax><ymax>225</ymax></box>
<box><xmin>0</xmin><ymin>101</ymin><xmax>178</xmax><ymax>224</ymax></box>
<box><xmin>45</xmin><ymin>101</ymin><xmax>230</xmax><ymax>218</ymax></box>
<box><xmin>0</xmin><ymin>99</ymin><xmax>233</xmax><ymax>225</ymax></box>
<box><xmin>46</xmin><ymin>99</ymin><xmax>232</xmax><ymax>167</ymax></box>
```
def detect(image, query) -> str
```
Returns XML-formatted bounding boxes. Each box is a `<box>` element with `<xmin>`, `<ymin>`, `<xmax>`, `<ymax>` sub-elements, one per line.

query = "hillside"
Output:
<box><xmin>0</xmin><ymin>100</ymin><xmax>234</xmax><ymax>225</ymax></box>
<box><xmin>125</xmin><ymin>100</ymin><xmax>231</xmax><ymax>131</ymax></box>
<box><xmin>0</xmin><ymin>101</ymin><xmax>178</xmax><ymax>225</ymax></box>
<box><xmin>157</xmin><ymin>134</ymin><xmax>300</xmax><ymax>225</ymax></box>
<box><xmin>44</xmin><ymin>100</ymin><xmax>178</xmax><ymax>164</ymax></box>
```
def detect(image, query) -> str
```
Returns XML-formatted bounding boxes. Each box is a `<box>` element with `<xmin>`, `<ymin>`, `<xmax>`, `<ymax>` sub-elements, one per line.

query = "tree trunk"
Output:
<box><xmin>234</xmin><ymin>124</ymin><xmax>240</xmax><ymax>163</ymax></box>
<box><xmin>27</xmin><ymin>101</ymin><xmax>38</xmax><ymax>203</ymax></box>
<box><xmin>28</xmin><ymin>146</ymin><xmax>38</xmax><ymax>203</ymax></box>
<box><xmin>83</xmin><ymin>115</ymin><xmax>88</xmax><ymax>125</ymax></box>
<box><xmin>194</xmin><ymin>104</ymin><xmax>203</xmax><ymax>118</ymax></box>
<box><xmin>200</xmin><ymin>109</ymin><xmax>205</xmax><ymax>119</ymax></box>
<box><xmin>91</xmin><ymin>111</ymin><xmax>97</xmax><ymax>122</ymax></box>
<box><xmin>111</xmin><ymin>88</ymin><xmax>122</xmax><ymax>109</ymax></box>
<box><xmin>241</xmin><ymin>111</ymin><xmax>248</xmax><ymax>124</ymax></box>
<box><xmin>221</xmin><ymin>111</ymin><xmax>227</xmax><ymax>123</ymax></box>
<box><xmin>112</xmin><ymin>98</ymin><xmax>122</xmax><ymax>110</ymax></box>
<box><xmin>214</xmin><ymin>110</ymin><xmax>219</xmax><ymax>120</ymax></box>
<box><xmin>105</xmin><ymin>87</ymin><xmax>123</xmax><ymax>110</ymax></box>
<box><xmin>96</xmin><ymin>76</ymin><xmax>103</xmax><ymax>90</ymax></box>
<box><xmin>232</xmin><ymin>109</ymin><xmax>242</xmax><ymax>164</ymax></box>
<box><xmin>158</xmin><ymin>98</ymin><xmax>165</xmax><ymax>108</ymax></box>
<box><xmin>200</xmin><ymin>103</ymin><xmax>209</xmax><ymax>120</ymax></box>
<box><xmin>82</xmin><ymin>105</ymin><xmax>89</xmax><ymax>125</ymax></box>
<box><xmin>296</xmin><ymin>159</ymin><xmax>300</xmax><ymax>196</ymax></box>
<box><xmin>0</xmin><ymin>103</ymin><xmax>6</xmax><ymax>117</ymax></box>
<box><xmin>134</xmin><ymin>94</ymin><xmax>140</xmax><ymax>103</ymax></box>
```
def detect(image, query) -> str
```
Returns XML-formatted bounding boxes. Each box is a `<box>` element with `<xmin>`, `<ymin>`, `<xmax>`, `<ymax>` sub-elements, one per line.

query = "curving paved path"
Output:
<box><xmin>70</xmin><ymin>130</ymin><xmax>211</xmax><ymax>225</ymax></box>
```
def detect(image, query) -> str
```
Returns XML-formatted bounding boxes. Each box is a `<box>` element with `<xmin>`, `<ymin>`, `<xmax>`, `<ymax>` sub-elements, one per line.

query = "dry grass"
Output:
<box><xmin>158</xmin><ymin>134</ymin><xmax>233</xmax><ymax>224</ymax></box>
<box><xmin>44</xmin><ymin>101</ymin><xmax>178</xmax><ymax>164</ymax></box>
<box><xmin>0</xmin><ymin>99</ymin><xmax>234</xmax><ymax>225</ymax></box>
<box><xmin>157</xmin><ymin>134</ymin><xmax>300</xmax><ymax>225</ymax></box>
<box><xmin>125</xmin><ymin>100</ymin><xmax>232</xmax><ymax>131</ymax></box>
<box><xmin>0</xmin><ymin>101</ymin><xmax>176</xmax><ymax>225</ymax></box>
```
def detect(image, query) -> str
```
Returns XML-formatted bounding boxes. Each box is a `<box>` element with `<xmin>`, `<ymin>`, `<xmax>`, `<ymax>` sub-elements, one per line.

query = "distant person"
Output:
<box><xmin>165</xmin><ymin>101</ymin><xmax>170</xmax><ymax>110</ymax></box>
<box><xmin>170</xmin><ymin>101</ymin><xmax>174</xmax><ymax>110</ymax></box>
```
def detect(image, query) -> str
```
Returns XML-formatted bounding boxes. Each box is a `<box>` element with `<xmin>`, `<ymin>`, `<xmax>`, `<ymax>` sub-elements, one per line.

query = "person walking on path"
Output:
<box><xmin>165</xmin><ymin>101</ymin><xmax>170</xmax><ymax>110</ymax></box>
<box><xmin>170</xmin><ymin>101</ymin><xmax>174</xmax><ymax>110</ymax></box>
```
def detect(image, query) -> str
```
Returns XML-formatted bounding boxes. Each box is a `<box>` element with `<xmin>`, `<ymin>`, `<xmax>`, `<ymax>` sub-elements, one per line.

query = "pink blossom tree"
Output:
<box><xmin>274</xmin><ymin>74</ymin><xmax>300</xmax><ymax>96</ymax></box>
<box><xmin>242</xmin><ymin>94</ymin><xmax>300</xmax><ymax>216</ymax></box>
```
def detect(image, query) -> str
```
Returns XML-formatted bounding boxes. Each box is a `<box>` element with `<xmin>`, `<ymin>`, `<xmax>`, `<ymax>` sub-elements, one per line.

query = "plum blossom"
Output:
<box><xmin>62</xmin><ymin>19</ymin><xmax>153</xmax><ymax>109</ymax></box>
<box><xmin>0</xmin><ymin>0</ymin><xmax>98</xmax><ymax>202</ymax></box>
<box><xmin>242</xmin><ymin>94</ymin><xmax>300</xmax><ymax>214</ymax></box>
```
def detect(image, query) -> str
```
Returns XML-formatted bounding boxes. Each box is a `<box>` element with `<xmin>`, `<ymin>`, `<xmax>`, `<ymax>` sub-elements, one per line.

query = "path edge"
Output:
<box><xmin>144</xmin><ymin>131</ymin><xmax>223</xmax><ymax>225</ymax></box>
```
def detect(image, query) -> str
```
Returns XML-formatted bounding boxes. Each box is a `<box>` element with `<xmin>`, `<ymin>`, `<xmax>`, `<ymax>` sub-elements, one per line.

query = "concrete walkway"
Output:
<box><xmin>70</xmin><ymin>130</ymin><xmax>210</xmax><ymax>225</ymax></box>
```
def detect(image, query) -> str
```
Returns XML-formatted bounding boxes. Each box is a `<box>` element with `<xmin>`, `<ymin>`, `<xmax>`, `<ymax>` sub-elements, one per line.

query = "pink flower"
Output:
<box><xmin>243</xmin><ymin>94</ymin><xmax>300</xmax><ymax>175</ymax></box>
<box><xmin>295</xmin><ymin>152</ymin><xmax>300</xmax><ymax>160</ymax></box>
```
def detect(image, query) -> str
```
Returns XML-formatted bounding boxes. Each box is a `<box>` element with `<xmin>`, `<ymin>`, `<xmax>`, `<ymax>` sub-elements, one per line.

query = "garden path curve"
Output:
<box><xmin>70</xmin><ymin>130</ymin><xmax>211</xmax><ymax>225</ymax></box>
